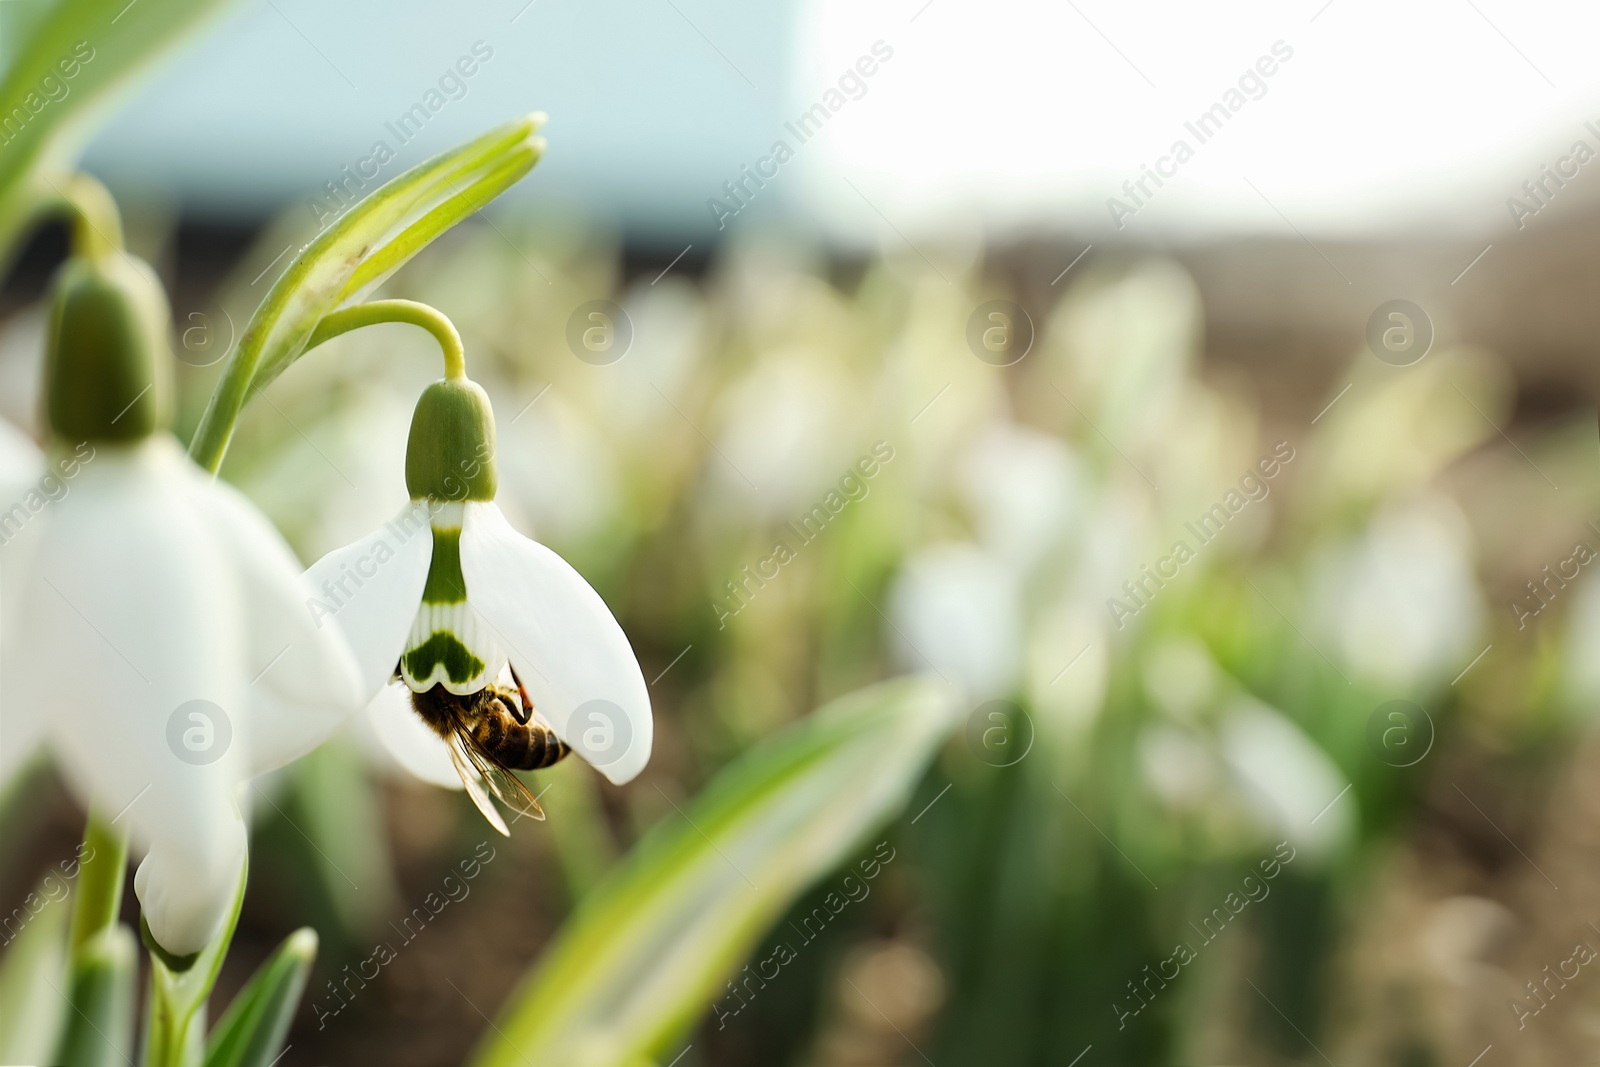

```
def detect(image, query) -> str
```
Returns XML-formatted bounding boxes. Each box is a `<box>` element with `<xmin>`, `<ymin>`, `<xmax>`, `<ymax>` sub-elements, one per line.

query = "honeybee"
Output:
<box><xmin>405</xmin><ymin>665</ymin><xmax>571</xmax><ymax>835</ymax></box>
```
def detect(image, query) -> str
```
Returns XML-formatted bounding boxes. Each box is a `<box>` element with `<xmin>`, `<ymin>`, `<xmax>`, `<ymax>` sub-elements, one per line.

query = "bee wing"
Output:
<box><xmin>454</xmin><ymin>728</ymin><xmax>547</xmax><ymax>823</ymax></box>
<box><xmin>446</xmin><ymin>730</ymin><xmax>512</xmax><ymax>836</ymax></box>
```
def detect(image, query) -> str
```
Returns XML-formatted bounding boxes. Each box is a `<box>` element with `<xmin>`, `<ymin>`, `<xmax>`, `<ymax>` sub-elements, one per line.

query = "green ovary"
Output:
<box><xmin>403</xmin><ymin>631</ymin><xmax>485</xmax><ymax>686</ymax></box>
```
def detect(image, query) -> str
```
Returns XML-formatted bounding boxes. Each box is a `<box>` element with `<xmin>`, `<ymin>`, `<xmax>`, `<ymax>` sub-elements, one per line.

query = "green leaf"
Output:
<box><xmin>468</xmin><ymin>675</ymin><xmax>958</xmax><ymax>1067</ymax></box>
<box><xmin>201</xmin><ymin>928</ymin><xmax>316</xmax><ymax>1067</ymax></box>
<box><xmin>0</xmin><ymin>874</ymin><xmax>72</xmax><ymax>1064</ymax></box>
<box><xmin>142</xmin><ymin>852</ymin><xmax>248</xmax><ymax>1067</ymax></box>
<box><xmin>289</xmin><ymin>740</ymin><xmax>400</xmax><ymax>938</ymax></box>
<box><xmin>0</xmin><ymin>0</ymin><xmax>232</xmax><ymax>264</ymax></box>
<box><xmin>188</xmin><ymin>113</ymin><xmax>545</xmax><ymax>473</ymax></box>
<box><xmin>50</xmin><ymin>924</ymin><xmax>137</xmax><ymax>1067</ymax></box>
<box><xmin>67</xmin><ymin>813</ymin><xmax>128</xmax><ymax>956</ymax></box>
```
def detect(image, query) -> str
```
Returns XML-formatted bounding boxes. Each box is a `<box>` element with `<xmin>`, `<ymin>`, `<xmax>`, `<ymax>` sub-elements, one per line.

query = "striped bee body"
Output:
<box><xmin>410</xmin><ymin>683</ymin><xmax>571</xmax><ymax>771</ymax></box>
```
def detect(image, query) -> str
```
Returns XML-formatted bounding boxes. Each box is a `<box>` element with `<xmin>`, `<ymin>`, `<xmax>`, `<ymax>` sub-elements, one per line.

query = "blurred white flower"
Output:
<box><xmin>1050</xmin><ymin>259</ymin><xmax>1198</xmax><ymax>448</ymax></box>
<box><xmin>1219</xmin><ymin>698</ymin><xmax>1352</xmax><ymax>863</ymax></box>
<box><xmin>710</xmin><ymin>349</ymin><xmax>857</xmax><ymax>522</ymax></box>
<box><xmin>495</xmin><ymin>391</ymin><xmax>619</xmax><ymax>547</ymax></box>
<box><xmin>1138</xmin><ymin>723</ymin><xmax>1219</xmax><ymax>812</ymax></box>
<box><xmin>887</xmin><ymin>543</ymin><xmax>1021</xmax><ymax>700</ymax></box>
<box><xmin>1026</xmin><ymin>599</ymin><xmax>1106</xmax><ymax>741</ymax></box>
<box><xmin>1563</xmin><ymin>577</ymin><xmax>1600</xmax><ymax>712</ymax></box>
<box><xmin>1311</xmin><ymin>496</ymin><xmax>1483</xmax><ymax>688</ymax></box>
<box><xmin>606</xmin><ymin>276</ymin><xmax>707</xmax><ymax>432</ymax></box>
<box><xmin>1</xmin><ymin>435</ymin><xmax>364</xmax><ymax>954</ymax></box>
<box><xmin>958</xmin><ymin>421</ymin><xmax>1081</xmax><ymax>575</ymax></box>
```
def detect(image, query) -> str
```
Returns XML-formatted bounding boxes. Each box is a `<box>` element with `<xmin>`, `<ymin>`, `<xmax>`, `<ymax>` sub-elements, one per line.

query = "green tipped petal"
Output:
<box><xmin>403</xmin><ymin>631</ymin><xmax>486</xmax><ymax>687</ymax></box>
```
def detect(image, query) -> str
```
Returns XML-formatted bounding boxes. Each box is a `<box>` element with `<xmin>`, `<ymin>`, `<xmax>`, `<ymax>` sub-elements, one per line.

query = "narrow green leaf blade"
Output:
<box><xmin>0</xmin><ymin>0</ymin><xmax>232</xmax><ymax>261</ymax></box>
<box><xmin>469</xmin><ymin>675</ymin><xmax>957</xmax><ymax>1067</ymax></box>
<box><xmin>201</xmin><ymin>928</ymin><xmax>316</xmax><ymax>1067</ymax></box>
<box><xmin>0</xmin><ymin>877</ymin><xmax>71</xmax><ymax>1064</ymax></box>
<box><xmin>49</xmin><ymin>924</ymin><xmax>137</xmax><ymax>1067</ymax></box>
<box><xmin>188</xmin><ymin>114</ymin><xmax>544</xmax><ymax>472</ymax></box>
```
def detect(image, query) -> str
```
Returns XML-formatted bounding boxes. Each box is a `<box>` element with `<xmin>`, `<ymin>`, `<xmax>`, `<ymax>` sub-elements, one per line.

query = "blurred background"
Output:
<box><xmin>6</xmin><ymin>0</ymin><xmax>1600</xmax><ymax>1064</ymax></box>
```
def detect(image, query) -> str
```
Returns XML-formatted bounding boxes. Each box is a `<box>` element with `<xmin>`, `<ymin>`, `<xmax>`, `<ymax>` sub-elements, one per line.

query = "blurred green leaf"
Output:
<box><xmin>538</xmin><ymin>755</ymin><xmax>620</xmax><ymax>905</ymax></box>
<box><xmin>469</xmin><ymin>674</ymin><xmax>957</xmax><ymax>1067</ymax></box>
<box><xmin>0</xmin><ymin>0</ymin><xmax>232</xmax><ymax>263</ymax></box>
<box><xmin>201</xmin><ymin>927</ymin><xmax>316</xmax><ymax>1067</ymax></box>
<box><xmin>0</xmin><ymin>874</ymin><xmax>71</xmax><ymax>1064</ymax></box>
<box><xmin>291</xmin><ymin>740</ymin><xmax>400</xmax><ymax>938</ymax></box>
<box><xmin>50</xmin><ymin>923</ymin><xmax>137</xmax><ymax>1067</ymax></box>
<box><xmin>188</xmin><ymin>113</ymin><xmax>545</xmax><ymax>473</ymax></box>
<box><xmin>67</xmin><ymin>813</ymin><xmax>126</xmax><ymax>956</ymax></box>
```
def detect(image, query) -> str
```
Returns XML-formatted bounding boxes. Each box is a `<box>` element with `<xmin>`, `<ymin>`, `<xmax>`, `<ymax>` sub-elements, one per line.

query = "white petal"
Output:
<box><xmin>134</xmin><ymin>811</ymin><xmax>246</xmax><ymax>956</ymax></box>
<box><xmin>460</xmin><ymin>502</ymin><xmax>652</xmax><ymax>784</ymax></box>
<box><xmin>0</xmin><ymin>416</ymin><xmax>41</xmax><ymax>499</ymax></box>
<box><xmin>0</xmin><ymin>428</ymin><xmax>46</xmax><ymax>785</ymax></box>
<box><xmin>302</xmin><ymin>502</ymin><xmax>433</xmax><ymax>700</ymax></box>
<box><xmin>356</xmin><ymin>683</ymin><xmax>462</xmax><ymax>789</ymax></box>
<box><xmin>14</xmin><ymin>439</ymin><xmax>249</xmax><ymax>953</ymax></box>
<box><xmin>184</xmin><ymin>469</ymin><xmax>364</xmax><ymax>775</ymax></box>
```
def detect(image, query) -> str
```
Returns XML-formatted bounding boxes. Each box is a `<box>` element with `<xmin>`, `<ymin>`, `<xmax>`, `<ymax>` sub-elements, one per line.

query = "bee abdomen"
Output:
<box><xmin>472</xmin><ymin>713</ymin><xmax>571</xmax><ymax>771</ymax></box>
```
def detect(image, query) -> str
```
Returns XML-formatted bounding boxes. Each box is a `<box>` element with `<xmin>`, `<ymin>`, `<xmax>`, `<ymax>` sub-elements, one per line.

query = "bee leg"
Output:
<box><xmin>508</xmin><ymin>664</ymin><xmax>534</xmax><ymax>726</ymax></box>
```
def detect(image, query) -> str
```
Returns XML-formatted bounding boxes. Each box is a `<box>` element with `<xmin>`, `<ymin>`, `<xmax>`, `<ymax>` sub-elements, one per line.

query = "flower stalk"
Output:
<box><xmin>66</xmin><ymin>811</ymin><xmax>127</xmax><ymax>955</ymax></box>
<box><xmin>57</xmin><ymin>173</ymin><xmax>123</xmax><ymax>262</ymax></box>
<box><xmin>304</xmin><ymin>298</ymin><xmax>467</xmax><ymax>379</ymax></box>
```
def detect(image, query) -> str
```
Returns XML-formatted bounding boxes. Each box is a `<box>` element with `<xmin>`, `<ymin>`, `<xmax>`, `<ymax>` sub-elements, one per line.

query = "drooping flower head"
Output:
<box><xmin>2</xmin><ymin>242</ymin><xmax>364</xmax><ymax>955</ymax></box>
<box><xmin>305</xmin><ymin>367</ymin><xmax>653</xmax><ymax>823</ymax></box>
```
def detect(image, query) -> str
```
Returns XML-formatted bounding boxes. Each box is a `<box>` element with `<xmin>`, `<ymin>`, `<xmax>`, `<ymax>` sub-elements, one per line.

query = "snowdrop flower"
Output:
<box><xmin>1311</xmin><ymin>496</ymin><xmax>1483</xmax><ymax>688</ymax></box>
<box><xmin>1</xmin><ymin>251</ymin><xmax>364</xmax><ymax>955</ymax></box>
<box><xmin>887</xmin><ymin>542</ymin><xmax>1021</xmax><ymax>700</ymax></box>
<box><xmin>1219</xmin><ymin>698</ymin><xmax>1352</xmax><ymax>863</ymax></box>
<box><xmin>302</xmin><ymin>368</ymin><xmax>653</xmax><ymax>818</ymax></box>
<box><xmin>957</xmin><ymin>421</ymin><xmax>1081</xmax><ymax>577</ymax></box>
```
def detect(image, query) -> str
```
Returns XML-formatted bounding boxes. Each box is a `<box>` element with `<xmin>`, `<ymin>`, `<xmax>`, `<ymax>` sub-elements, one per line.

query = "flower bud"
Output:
<box><xmin>405</xmin><ymin>377</ymin><xmax>497</xmax><ymax>501</ymax></box>
<box><xmin>45</xmin><ymin>254</ymin><xmax>170</xmax><ymax>442</ymax></box>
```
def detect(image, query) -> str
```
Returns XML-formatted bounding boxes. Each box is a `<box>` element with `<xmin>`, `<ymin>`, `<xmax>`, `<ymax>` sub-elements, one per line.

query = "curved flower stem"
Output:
<box><xmin>304</xmin><ymin>298</ymin><xmax>466</xmax><ymax>379</ymax></box>
<box><xmin>66</xmin><ymin>810</ymin><xmax>128</xmax><ymax>955</ymax></box>
<box><xmin>55</xmin><ymin>173</ymin><xmax>124</xmax><ymax>262</ymax></box>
